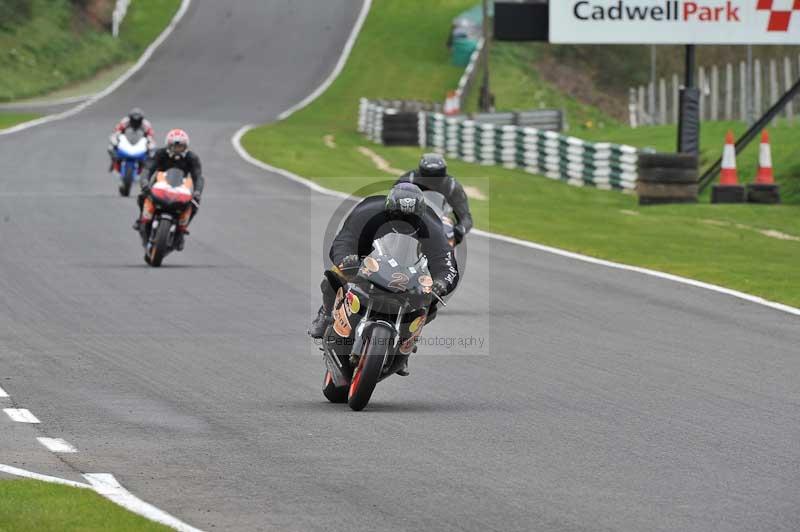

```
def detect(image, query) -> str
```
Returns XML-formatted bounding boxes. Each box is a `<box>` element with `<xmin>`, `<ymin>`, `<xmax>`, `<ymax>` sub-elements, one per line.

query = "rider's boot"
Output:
<box><xmin>308</xmin><ymin>305</ymin><xmax>331</xmax><ymax>339</ymax></box>
<box><xmin>175</xmin><ymin>227</ymin><xmax>189</xmax><ymax>252</ymax></box>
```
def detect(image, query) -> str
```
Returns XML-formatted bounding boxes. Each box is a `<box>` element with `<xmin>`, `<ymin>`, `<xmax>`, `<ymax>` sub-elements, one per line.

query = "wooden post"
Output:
<box><xmin>739</xmin><ymin>61</ymin><xmax>747</xmax><ymax>122</ymax></box>
<box><xmin>638</xmin><ymin>85</ymin><xmax>647</xmax><ymax>125</ymax></box>
<box><xmin>725</xmin><ymin>63</ymin><xmax>733</xmax><ymax>121</ymax></box>
<box><xmin>648</xmin><ymin>81</ymin><xmax>656</xmax><ymax>123</ymax></box>
<box><xmin>710</xmin><ymin>65</ymin><xmax>719</xmax><ymax>121</ymax></box>
<box><xmin>769</xmin><ymin>59</ymin><xmax>779</xmax><ymax>123</ymax></box>
<box><xmin>698</xmin><ymin>66</ymin><xmax>706</xmax><ymax>120</ymax></box>
<box><xmin>629</xmin><ymin>88</ymin><xmax>639</xmax><ymax>128</ymax></box>
<box><xmin>659</xmin><ymin>78</ymin><xmax>667</xmax><ymax>125</ymax></box>
<box><xmin>754</xmin><ymin>59</ymin><xmax>762</xmax><ymax>117</ymax></box>
<box><xmin>784</xmin><ymin>56</ymin><xmax>794</xmax><ymax>122</ymax></box>
<box><xmin>672</xmin><ymin>74</ymin><xmax>680</xmax><ymax>124</ymax></box>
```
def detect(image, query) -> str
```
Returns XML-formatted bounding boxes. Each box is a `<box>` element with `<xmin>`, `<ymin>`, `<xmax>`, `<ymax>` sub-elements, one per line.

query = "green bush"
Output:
<box><xmin>0</xmin><ymin>0</ymin><xmax>33</xmax><ymax>29</ymax></box>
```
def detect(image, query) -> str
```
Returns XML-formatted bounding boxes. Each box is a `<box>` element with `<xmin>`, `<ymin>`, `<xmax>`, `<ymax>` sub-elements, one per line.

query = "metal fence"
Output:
<box><xmin>630</xmin><ymin>55</ymin><xmax>800</xmax><ymax>126</ymax></box>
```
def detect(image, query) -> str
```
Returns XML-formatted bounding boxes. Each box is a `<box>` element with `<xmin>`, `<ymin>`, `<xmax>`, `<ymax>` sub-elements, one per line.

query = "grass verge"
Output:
<box><xmin>0</xmin><ymin>113</ymin><xmax>40</xmax><ymax>130</ymax></box>
<box><xmin>0</xmin><ymin>479</ymin><xmax>171</xmax><ymax>531</ymax></box>
<box><xmin>242</xmin><ymin>0</ymin><xmax>800</xmax><ymax>307</ymax></box>
<box><xmin>0</xmin><ymin>0</ymin><xmax>180</xmax><ymax>102</ymax></box>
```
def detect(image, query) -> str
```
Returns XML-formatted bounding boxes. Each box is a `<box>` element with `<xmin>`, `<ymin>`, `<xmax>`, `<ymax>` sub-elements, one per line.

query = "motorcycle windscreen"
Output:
<box><xmin>371</xmin><ymin>233</ymin><xmax>424</xmax><ymax>268</ymax></box>
<box><xmin>124</xmin><ymin>128</ymin><xmax>145</xmax><ymax>144</ymax></box>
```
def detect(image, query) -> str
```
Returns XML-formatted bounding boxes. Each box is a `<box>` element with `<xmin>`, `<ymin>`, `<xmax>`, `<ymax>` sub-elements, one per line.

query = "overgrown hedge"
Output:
<box><xmin>0</xmin><ymin>0</ymin><xmax>33</xmax><ymax>29</ymax></box>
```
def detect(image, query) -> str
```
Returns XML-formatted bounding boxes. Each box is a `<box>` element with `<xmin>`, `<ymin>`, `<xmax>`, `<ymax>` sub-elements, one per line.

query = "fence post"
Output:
<box><xmin>754</xmin><ymin>59</ymin><xmax>762</xmax><ymax>117</ymax></box>
<box><xmin>785</xmin><ymin>56</ymin><xmax>794</xmax><ymax>122</ymax></box>
<box><xmin>769</xmin><ymin>59</ymin><xmax>779</xmax><ymax>124</ymax></box>
<box><xmin>672</xmin><ymin>74</ymin><xmax>679</xmax><ymax>124</ymax></box>
<box><xmin>739</xmin><ymin>61</ymin><xmax>747</xmax><ymax>122</ymax></box>
<box><xmin>710</xmin><ymin>65</ymin><xmax>719</xmax><ymax>121</ymax></box>
<box><xmin>638</xmin><ymin>85</ymin><xmax>647</xmax><ymax>125</ymax></box>
<box><xmin>629</xmin><ymin>88</ymin><xmax>638</xmax><ymax>128</ymax></box>
<box><xmin>659</xmin><ymin>78</ymin><xmax>667</xmax><ymax>124</ymax></box>
<box><xmin>648</xmin><ymin>81</ymin><xmax>656</xmax><ymax>123</ymax></box>
<box><xmin>724</xmin><ymin>63</ymin><xmax>733</xmax><ymax>121</ymax></box>
<box><xmin>698</xmin><ymin>66</ymin><xmax>706</xmax><ymax>120</ymax></box>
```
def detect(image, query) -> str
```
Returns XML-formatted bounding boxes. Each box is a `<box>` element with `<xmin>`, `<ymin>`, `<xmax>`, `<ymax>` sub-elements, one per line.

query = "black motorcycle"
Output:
<box><xmin>320</xmin><ymin>233</ymin><xmax>438</xmax><ymax>411</ymax></box>
<box><xmin>141</xmin><ymin>168</ymin><xmax>195</xmax><ymax>267</ymax></box>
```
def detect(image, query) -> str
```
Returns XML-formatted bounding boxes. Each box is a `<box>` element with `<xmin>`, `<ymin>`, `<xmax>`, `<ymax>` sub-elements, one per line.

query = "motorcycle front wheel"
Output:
<box><xmin>348</xmin><ymin>325</ymin><xmax>392</xmax><ymax>411</ymax></box>
<box><xmin>147</xmin><ymin>220</ymin><xmax>171</xmax><ymax>267</ymax></box>
<box><xmin>120</xmin><ymin>164</ymin><xmax>134</xmax><ymax>197</ymax></box>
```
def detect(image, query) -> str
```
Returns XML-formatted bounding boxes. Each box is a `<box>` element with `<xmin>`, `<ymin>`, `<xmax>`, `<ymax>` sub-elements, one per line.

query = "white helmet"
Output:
<box><xmin>165</xmin><ymin>129</ymin><xmax>190</xmax><ymax>160</ymax></box>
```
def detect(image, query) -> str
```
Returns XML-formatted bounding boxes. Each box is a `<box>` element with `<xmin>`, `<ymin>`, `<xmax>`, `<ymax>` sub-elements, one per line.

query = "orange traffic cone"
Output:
<box><xmin>719</xmin><ymin>131</ymin><xmax>739</xmax><ymax>185</ymax></box>
<box><xmin>754</xmin><ymin>129</ymin><xmax>775</xmax><ymax>185</ymax></box>
<box><xmin>747</xmin><ymin>129</ymin><xmax>781</xmax><ymax>204</ymax></box>
<box><xmin>712</xmin><ymin>130</ymin><xmax>745</xmax><ymax>203</ymax></box>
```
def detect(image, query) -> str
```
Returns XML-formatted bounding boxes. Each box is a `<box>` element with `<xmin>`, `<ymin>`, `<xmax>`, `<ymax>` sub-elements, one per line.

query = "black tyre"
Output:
<box><xmin>348</xmin><ymin>326</ymin><xmax>392</xmax><ymax>411</ymax></box>
<box><xmin>638</xmin><ymin>153</ymin><xmax>698</xmax><ymax>170</ymax></box>
<box><xmin>120</xmin><ymin>165</ymin><xmax>134</xmax><ymax>197</ymax></box>
<box><xmin>322</xmin><ymin>371</ymin><xmax>348</xmax><ymax>404</ymax></box>
<box><xmin>638</xmin><ymin>167</ymin><xmax>698</xmax><ymax>184</ymax></box>
<box><xmin>147</xmin><ymin>220</ymin><xmax>171</xmax><ymax>267</ymax></box>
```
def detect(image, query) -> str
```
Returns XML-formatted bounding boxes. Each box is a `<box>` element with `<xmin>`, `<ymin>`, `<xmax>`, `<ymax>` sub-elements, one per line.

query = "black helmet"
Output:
<box><xmin>418</xmin><ymin>153</ymin><xmax>447</xmax><ymax>178</ymax></box>
<box><xmin>385</xmin><ymin>182</ymin><xmax>426</xmax><ymax>219</ymax></box>
<box><xmin>128</xmin><ymin>108</ymin><xmax>144</xmax><ymax>129</ymax></box>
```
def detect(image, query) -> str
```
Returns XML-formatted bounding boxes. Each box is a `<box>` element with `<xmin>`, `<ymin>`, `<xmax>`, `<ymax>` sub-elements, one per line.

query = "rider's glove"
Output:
<box><xmin>432</xmin><ymin>279</ymin><xmax>448</xmax><ymax>299</ymax></box>
<box><xmin>453</xmin><ymin>224</ymin><xmax>466</xmax><ymax>244</ymax></box>
<box><xmin>338</xmin><ymin>254</ymin><xmax>360</xmax><ymax>272</ymax></box>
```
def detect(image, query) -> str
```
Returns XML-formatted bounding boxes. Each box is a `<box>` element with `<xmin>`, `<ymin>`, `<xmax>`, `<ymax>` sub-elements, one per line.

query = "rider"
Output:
<box><xmin>396</xmin><ymin>153</ymin><xmax>473</xmax><ymax>245</ymax></box>
<box><xmin>134</xmin><ymin>129</ymin><xmax>204</xmax><ymax>251</ymax></box>
<box><xmin>108</xmin><ymin>108</ymin><xmax>155</xmax><ymax>172</ymax></box>
<box><xmin>309</xmin><ymin>183</ymin><xmax>459</xmax><ymax>373</ymax></box>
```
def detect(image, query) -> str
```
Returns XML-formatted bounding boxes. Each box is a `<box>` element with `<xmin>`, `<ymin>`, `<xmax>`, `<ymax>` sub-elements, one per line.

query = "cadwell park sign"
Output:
<box><xmin>550</xmin><ymin>0</ymin><xmax>800</xmax><ymax>43</ymax></box>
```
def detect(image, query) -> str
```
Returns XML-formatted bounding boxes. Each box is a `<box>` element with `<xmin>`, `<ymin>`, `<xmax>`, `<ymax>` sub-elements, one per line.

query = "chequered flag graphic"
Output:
<box><xmin>757</xmin><ymin>0</ymin><xmax>800</xmax><ymax>31</ymax></box>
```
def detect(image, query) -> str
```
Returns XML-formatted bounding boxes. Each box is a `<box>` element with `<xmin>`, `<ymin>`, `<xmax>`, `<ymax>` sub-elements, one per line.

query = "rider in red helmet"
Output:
<box><xmin>134</xmin><ymin>129</ymin><xmax>204</xmax><ymax>251</ymax></box>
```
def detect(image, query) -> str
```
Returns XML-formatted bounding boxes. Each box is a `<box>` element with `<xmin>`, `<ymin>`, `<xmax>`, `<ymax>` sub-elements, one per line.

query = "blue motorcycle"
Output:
<box><xmin>113</xmin><ymin>130</ymin><xmax>150</xmax><ymax>197</ymax></box>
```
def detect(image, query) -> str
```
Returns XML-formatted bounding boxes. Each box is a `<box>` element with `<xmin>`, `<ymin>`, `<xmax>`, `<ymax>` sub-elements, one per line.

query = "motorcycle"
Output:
<box><xmin>423</xmin><ymin>190</ymin><xmax>457</xmax><ymax>248</ymax></box>
<box><xmin>141</xmin><ymin>168</ymin><xmax>194</xmax><ymax>267</ymax></box>
<box><xmin>113</xmin><ymin>129</ymin><xmax>150</xmax><ymax>197</ymax></box>
<box><xmin>320</xmin><ymin>233</ymin><xmax>440</xmax><ymax>411</ymax></box>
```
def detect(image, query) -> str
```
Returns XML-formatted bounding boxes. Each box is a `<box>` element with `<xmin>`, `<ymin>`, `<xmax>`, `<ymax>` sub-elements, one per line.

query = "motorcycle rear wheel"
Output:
<box><xmin>147</xmin><ymin>221</ymin><xmax>171</xmax><ymax>267</ymax></box>
<box><xmin>348</xmin><ymin>326</ymin><xmax>392</xmax><ymax>411</ymax></box>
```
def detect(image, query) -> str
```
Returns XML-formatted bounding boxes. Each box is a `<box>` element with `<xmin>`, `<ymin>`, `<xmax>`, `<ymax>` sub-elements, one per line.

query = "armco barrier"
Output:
<box><xmin>359</xmin><ymin>100</ymin><xmax>639</xmax><ymax>191</ymax></box>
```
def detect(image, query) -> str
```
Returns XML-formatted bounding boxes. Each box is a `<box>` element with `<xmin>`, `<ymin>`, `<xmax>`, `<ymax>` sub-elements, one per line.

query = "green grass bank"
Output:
<box><xmin>0</xmin><ymin>0</ymin><xmax>180</xmax><ymax>102</ymax></box>
<box><xmin>0</xmin><ymin>479</ymin><xmax>171</xmax><ymax>531</ymax></box>
<box><xmin>241</xmin><ymin>0</ymin><xmax>800</xmax><ymax>307</ymax></box>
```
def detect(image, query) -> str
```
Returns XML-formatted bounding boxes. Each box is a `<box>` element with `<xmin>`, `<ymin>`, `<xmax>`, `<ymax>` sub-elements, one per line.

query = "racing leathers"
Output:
<box><xmin>310</xmin><ymin>195</ymin><xmax>459</xmax><ymax>340</ymax></box>
<box><xmin>395</xmin><ymin>171</ymin><xmax>473</xmax><ymax>243</ymax></box>
<box><xmin>136</xmin><ymin>148</ymin><xmax>204</xmax><ymax>236</ymax></box>
<box><xmin>108</xmin><ymin>117</ymin><xmax>155</xmax><ymax>171</ymax></box>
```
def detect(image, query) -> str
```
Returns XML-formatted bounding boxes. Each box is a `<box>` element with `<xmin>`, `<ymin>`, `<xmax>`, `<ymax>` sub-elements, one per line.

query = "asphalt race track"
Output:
<box><xmin>1</xmin><ymin>2</ymin><xmax>799</xmax><ymax>531</ymax></box>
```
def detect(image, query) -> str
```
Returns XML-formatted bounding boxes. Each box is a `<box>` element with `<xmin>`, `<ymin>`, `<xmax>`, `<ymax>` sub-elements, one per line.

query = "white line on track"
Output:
<box><xmin>84</xmin><ymin>474</ymin><xmax>204</xmax><ymax>532</ymax></box>
<box><xmin>0</xmin><ymin>0</ymin><xmax>192</xmax><ymax>137</ymax></box>
<box><xmin>0</xmin><ymin>464</ymin><xmax>91</xmax><ymax>489</ymax></box>
<box><xmin>3</xmin><ymin>408</ymin><xmax>40</xmax><ymax>423</ymax></box>
<box><xmin>0</xmin><ymin>465</ymin><xmax>204</xmax><ymax>531</ymax></box>
<box><xmin>37</xmin><ymin>437</ymin><xmax>78</xmax><ymax>454</ymax></box>
<box><xmin>0</xmin><ymin>385</ymin><xmax>8</xmax><ymax>398</ymax></box>
<box><xmin>231</xmin><ymin>0</ymin><xmax>799</xmax><ymax>319</ymax></box>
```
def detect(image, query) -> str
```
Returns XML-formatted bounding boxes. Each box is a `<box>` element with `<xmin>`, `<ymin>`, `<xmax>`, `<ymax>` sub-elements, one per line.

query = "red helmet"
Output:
<box><xmin>165</xmin><ymin>129</ymin><xmax>190</xmax><ymax>159</ymax></box>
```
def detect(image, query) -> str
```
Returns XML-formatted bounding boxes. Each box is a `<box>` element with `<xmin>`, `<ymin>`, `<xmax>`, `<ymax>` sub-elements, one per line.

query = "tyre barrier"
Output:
<box><xmin>359</xmin><ymin>99</ymin><xmax>639</xmax><ymax>192</ymax></box>
<box><xmin>637</xmin><ymin>153</ymin><xmax>699</xmax><ymax>205</ymax></box>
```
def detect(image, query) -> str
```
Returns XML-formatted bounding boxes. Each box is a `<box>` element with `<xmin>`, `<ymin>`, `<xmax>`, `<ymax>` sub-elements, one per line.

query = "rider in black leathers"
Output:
<box><xmin>308</xmin><ymin>184</ymin><xmax>459</xmax><ymax>374</ymax></box>
<box><xmin>396</xmin><ymin>153</ymin><xmax>473</xmax><ymax>244</ymax></box>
